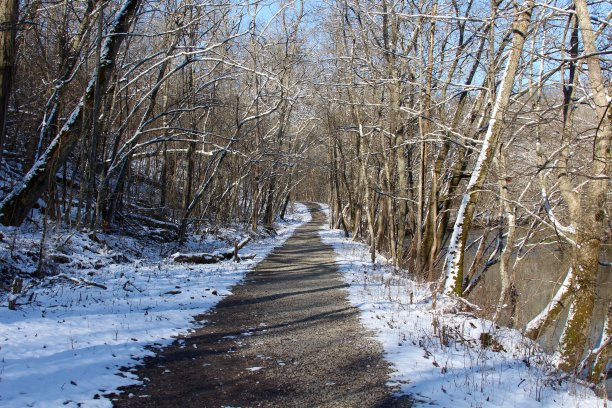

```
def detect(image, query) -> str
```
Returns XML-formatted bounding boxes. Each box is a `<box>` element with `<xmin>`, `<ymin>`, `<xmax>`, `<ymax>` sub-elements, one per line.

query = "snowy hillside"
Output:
<box><xmin>319</xmin><ymin>205</ymin><xmax>606</xmax><ymax>408</ymax></box>
<box><xmin>0</xmin><ymin>204</ymin><xmax>311</xmax><ymax>407</ymax></box>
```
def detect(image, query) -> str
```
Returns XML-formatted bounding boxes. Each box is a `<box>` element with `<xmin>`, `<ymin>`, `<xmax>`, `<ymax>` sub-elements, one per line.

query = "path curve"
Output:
<box><xmin>113</xmin><ymin>203</ymin><xmax>410</xmax><ymax>407</ymax></box>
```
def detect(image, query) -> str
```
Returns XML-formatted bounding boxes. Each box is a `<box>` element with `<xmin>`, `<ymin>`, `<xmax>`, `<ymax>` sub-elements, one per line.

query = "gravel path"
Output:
<box><xmin>113</xmin><ymin>203</ymin><xmax>411</xmax><ymax>407</ymax></box>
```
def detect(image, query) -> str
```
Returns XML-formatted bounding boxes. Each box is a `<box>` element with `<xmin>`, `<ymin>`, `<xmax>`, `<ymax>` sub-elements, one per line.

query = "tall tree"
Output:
<box><xmin>554</xmin><ymin>0</ymin><xmax>611</xmax><ymax>371</ymax></box>
<box><xmin>0</xmin><ymin>0</ymin><xmax>18</xmax><ymax>163</ymax></box>
<box><xmin>0</xmin><ymin>0</ymin><xmax>142</xmax><ymax>226</ymax></box>
<box><xmin>443</xmin><ymin>0</ymin><xmax>535</xmax><ymax>296</ymax></box>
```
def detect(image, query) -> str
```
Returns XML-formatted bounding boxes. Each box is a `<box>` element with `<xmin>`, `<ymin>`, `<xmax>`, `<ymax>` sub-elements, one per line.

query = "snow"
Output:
<box><xmin>0</xmin><ymin>203</ymin><xmax>311</xmax><ymax>407</ymax></box>
<box><xmin>318</xmin><ymin>205</ymin><xmax>606</xmax><ymax>408</ymax></box>
<box><xmin>524</xmin><ymin>267</ymin><xmax>573</xmax><ymax>337</ymax></box>
<box><xmin>1</xmin><ymin>202</ymin><xmax>605</xmax><ymax>407</ymax></box>
<box><xmin>100</xmin><ymin>0</ymin><xmax>137</xmax><ymax>66</ymax></box>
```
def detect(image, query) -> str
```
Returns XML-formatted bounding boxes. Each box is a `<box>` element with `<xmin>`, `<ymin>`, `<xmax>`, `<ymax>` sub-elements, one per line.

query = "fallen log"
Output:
<box><xmin>172</xmin><ymin>253</ymin><xmax>223</xmax><ymax>264</ymax></box>
<box><xmin>172</xmin><ymin>237</ymin><xmax>252</xmax><ymax>264</ymax></box>
<box><xmin>50</xmin><ymin>273</ymin><xmax>108</xmax><ymax>290</ymax></box>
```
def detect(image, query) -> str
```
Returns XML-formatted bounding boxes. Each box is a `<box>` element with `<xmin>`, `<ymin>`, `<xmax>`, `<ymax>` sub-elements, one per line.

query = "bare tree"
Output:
<box><xmin>443</xmin><ymin>0</ymin><xmax>535</xmax><ymax>296</ymax></box>
<box><xmin>0</xmin><ymin>0</ymin><xmax>142</xmax><ymax>226</ymax></box>
<box><xmin>0</xmin><ymin>0</ymin><xmax>18</xmax><ymax>163</ymax></box>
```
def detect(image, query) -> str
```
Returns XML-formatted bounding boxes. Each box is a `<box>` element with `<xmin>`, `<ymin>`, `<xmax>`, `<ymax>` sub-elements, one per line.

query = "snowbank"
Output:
<box><xmin>0</xmin><ymin>203</ymin><xmax>311</xmax><ymax>407</ymax></box>
<box><xmin>318</xmin><ymin>205</ymin><xmax>605</xmax><ymax>408</ymax></box>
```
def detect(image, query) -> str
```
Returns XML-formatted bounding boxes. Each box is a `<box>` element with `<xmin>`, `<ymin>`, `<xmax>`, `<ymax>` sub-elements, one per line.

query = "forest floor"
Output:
<box><xmin>112</xmin><ymin>203</ymin><xmax>411</xmax><ymax>407</ymax></box>
<box><xmin>1</xmin><ymin>203</ymin><xmax>606</xmax><ymax>407</ymax></box>
<box><xmin>0</xmin><ymin>205</ymin><xmax>311</xmax><ymax>407</ymax></box>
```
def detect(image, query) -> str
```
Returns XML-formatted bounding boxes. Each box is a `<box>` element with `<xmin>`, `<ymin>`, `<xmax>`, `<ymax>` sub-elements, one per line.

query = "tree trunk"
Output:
<box><xmin>416</xmin><ymin>0</ymin><xmax>437</xmax><ymax>276</ymax></box>
<box><xmin>422</xmin><ymin>26</ymin><xmax>488</xmax><ymax>280</ymax></box>
<box><xmin>279</xmin><ymin>191</ymin><xmax>290</xmax><ymax>220</ymax></box>
<box><xmin>358</xmin><ymin>125</ymin><xmax>376</xmax><ymax>263</ymax></box>
<box><xmin>0</xmin><ymin>0</ymin><xmax>18</xmax><ymax>164</ymax></box>
<box><xmin>0</xmin><ymin>0</ymin><xmax>142</xmax><ymax>226</ymax></box>
<box><xmin>555</xmin><ymin>0</ymin><xmax>611</xmax><ymax>372</ymax></box>
<box><xmin>34</xmin><ymin>0</ymin><xmax>101</xmax><ymax>162</ymax></box>
<box><xmin>263</xmin><ymin>178</ymin><xmax>276</xmax><ymax>227</ymax></box>
<box><xmin>85</xmin><ymin>5</ymin><xmax>105</xmax><ymax>228</ymax></box>
<box><xmin>494</xmin><ymin>148</ymin><xmax>517</xmax><ymax>324</ymax></box>
<box><xmin>96</xmin><ymin>36</ymin><xmax>181</xmax><ymax>228</ymax></box>
<box><xmin>443</xmin><ymin>0</ymin><xmax>534</xmax><ymax>296</ymax></box>
<box><xmin>556</xmin><ymin>238</ymin><xmax>599</xmax><ymax>370</ymax></box>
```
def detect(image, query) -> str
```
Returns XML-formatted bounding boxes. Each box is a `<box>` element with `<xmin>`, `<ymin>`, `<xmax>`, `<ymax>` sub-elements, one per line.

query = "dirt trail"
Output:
<box><xmin>113</xmin><ymin>203</ymin><xmax>410</xmax><ymax>407</ymax></box>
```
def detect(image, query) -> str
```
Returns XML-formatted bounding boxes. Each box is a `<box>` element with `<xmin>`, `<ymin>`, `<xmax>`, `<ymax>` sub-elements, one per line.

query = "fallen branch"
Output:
<box><xmin>172</xmin><ymin>253</ymin><xmax>224</xmax><ymax>264</ymax></box>
<box><xmin>232</xmin><ymin>237</ymin><xmax>251</xmax><ymax>258</ymax></box>
<box><xmin>441</xmin><ymin>296</ymin><xmax>482</xmax><ymax>315</ymax></box>
<box><xmin>239</xmin><ymin>253</ymin><xmax>256</xmax><ymax>261</ymax></box>
<box><xmin>172</xmin><ymin>237</ymin><xmax>252</xmax><ymax>264</ymax></box>
<box><xmin>51</xmin><ymin>273</ymin><xmax>108</xmax><ymax>290</ymax></box>
<box><xmin>123</xmin><ymin>280</ymin><xmax>142</xmax><ymax>292</ymax></box>
<box><xmin>524</xmin><ymin>266</ymin><xmax>573</xmax><ymax>340</ymax></box>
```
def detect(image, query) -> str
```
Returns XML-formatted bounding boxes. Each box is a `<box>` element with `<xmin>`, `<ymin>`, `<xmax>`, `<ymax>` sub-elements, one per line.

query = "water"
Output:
<box><xmin>463</xmin><ymin>229</ymin><xmax>612</xmax><ymax>352</ymax></box>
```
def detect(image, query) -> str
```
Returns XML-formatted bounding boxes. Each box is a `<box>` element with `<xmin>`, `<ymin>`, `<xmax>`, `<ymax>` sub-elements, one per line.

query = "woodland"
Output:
<box><xmin>0</xmin><ymin>0</ymin><xmax>610</xmax><ymax>391</ymax></box>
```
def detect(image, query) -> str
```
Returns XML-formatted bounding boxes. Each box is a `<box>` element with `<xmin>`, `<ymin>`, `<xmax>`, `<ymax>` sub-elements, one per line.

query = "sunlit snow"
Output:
<box><xmin>0</xmin><ymin>204</ymin><xmax>311</xmax><ymax>407</ymax></box>
<box><xmin>319</xmin><ymin>204</ymin><xmax>604</xmax><ymax>408</ymax></box>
